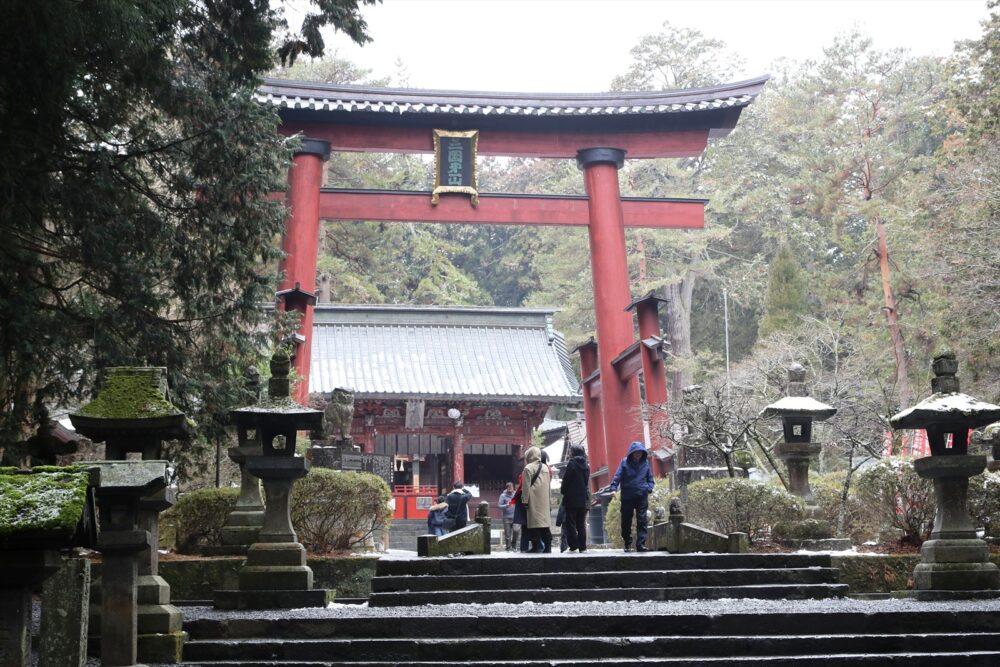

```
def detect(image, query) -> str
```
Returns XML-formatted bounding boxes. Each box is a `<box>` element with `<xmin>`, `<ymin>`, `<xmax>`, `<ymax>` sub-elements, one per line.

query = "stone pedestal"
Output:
<box><xmin>205</xmin><ymin>447</ymin><xmax>264</xmax><ymax>556</ymax></box>
<box><xmin>99</xmin><ymin>530</ymin><xmax>150</xmax><ymax>667</ymax></box>
<box><xmin>775</xmin><ymin>441</ymin><xmax>821</xmax><ymax>503</ymax></box>
<box><xmin>213</xmin><ymin>457</ymin><xmax>329</xmax><ymax>609</ymax></box>
<box><xmin>904</xmin><ymin>455</ymin><xmax>1000</xmax><ymax>598</ymax></box>
<box><xmin>39</xmin><ymin>556</ymin><xmax>91</xmax><ymax>667</ymax></box>
<box><xmin>135</xmin><ymin>489</ymin><xmax>185</xmax><ymax>662</ymax></box>
<box><xmin>0</xmin><ymin>551</ymin><xmax>62</xmax><ymax>667</ymax></box>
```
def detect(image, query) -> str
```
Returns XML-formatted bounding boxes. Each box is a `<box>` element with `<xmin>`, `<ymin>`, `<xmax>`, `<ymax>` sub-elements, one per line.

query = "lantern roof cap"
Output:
<box><xmin>890</xmin><ymin>392</ymin><xmax>1000</xmax><ymax>430</ymax></box>
<box><xmin>760</xmin><ymin>395</ymin><xmax>837</xmax><ymax>421</ymax></box>
<box><xmin>890</xmin><ymin>352</ymin><xmax>1000</xmax><ymax>430</ymax></box>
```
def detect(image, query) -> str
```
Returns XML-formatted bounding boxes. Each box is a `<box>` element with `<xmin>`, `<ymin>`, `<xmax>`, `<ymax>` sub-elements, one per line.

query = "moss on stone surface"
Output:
<box><xmin>76</xmin><ymin>367</ymin><xmax>180</xmax><ymax>419</ymax></box>
<box><xmin>0</xmin><ymin>470</ymin><xmax>90</xmax><ymax>538</ymax></box>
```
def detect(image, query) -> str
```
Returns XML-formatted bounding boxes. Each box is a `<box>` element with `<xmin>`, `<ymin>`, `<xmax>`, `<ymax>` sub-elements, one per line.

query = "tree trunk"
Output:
<box><xmin>665</xmin><ymin>272</ymin><xmax>696</xmax><ymax>411</ymax></box>
<box><xmin>874</xmin><ymin>215</ymin><xmax>912</xmax><ymax>409</ymax></box>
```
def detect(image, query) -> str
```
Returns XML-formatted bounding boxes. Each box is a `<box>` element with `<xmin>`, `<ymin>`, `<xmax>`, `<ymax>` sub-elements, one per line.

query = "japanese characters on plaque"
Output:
<box><xmin>431</xmin><ymin>129</ymin><xmax>479</xmax><ymax>206</ymax></box>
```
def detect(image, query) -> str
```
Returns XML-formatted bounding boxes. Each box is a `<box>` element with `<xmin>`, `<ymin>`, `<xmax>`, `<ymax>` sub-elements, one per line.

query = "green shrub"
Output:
<box><xmin>854</xmin><ymin>458</ymin><xmax>934</xmax><ymax>546</ymax></box>
<box><xmin>291</xmin><ymin>469</ymin><xmax>392</xmax><ymax>552</ymax></box>
<box><xmin>968</xmin><ymin>470</ymin><xmax>1000</xmax><ymax>538</ymax></box>
<box><xmin>160</xmin><ymin>487</ymin><xmax>238</xmax><ymax>554</ymax></box>
<box><xmin>685</xmin><ymin>477</ymin><xmax>802</xmax><ymax>544</ymax></box>
<box><xmin>772</xmin><ymin>518</ymin><xmax>832</xmax><ymax>541</ymax></box>
<box><xmin>809</xmin><ymin>471</ymin><xmax>878</xmax><ymax>544</ymax></box>
<box><xmin>603</xmin><ymin>479</ymin><xmax>674</xmax><ymax>548</ymax></box>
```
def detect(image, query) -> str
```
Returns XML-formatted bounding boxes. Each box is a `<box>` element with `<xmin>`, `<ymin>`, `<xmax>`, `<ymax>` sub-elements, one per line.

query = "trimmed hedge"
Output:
<box><xmin>290</xmin><ymin>469</ymin><xmax>392</xmax><ymax>552</ymax></box>
<box><xmin>686</xmin><ymin>477</ymin><xmax>802</xmax><ymax>544</ymax></box>
<box><xmin>160</xmin><ymin>487</ymin><xmax>238</xmax><ymax>554</ymax></box>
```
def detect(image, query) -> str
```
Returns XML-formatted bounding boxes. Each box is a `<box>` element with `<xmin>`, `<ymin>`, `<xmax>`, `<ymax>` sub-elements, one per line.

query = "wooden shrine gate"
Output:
<box><xmin>260</xmin><ymin>76</ymin><xmax>767</xmax><ymax>489</ymax></box>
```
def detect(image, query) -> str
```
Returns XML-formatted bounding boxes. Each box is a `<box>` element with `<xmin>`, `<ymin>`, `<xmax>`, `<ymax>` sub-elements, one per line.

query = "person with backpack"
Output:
<box><xmin>426</xmin><ymin>495</ymin><xmax>448</xmax><ymax>536</ymax></box>
<box><xmin>609</xmin><ymin>441</ymin><xmax>655</xmax><ymax>552</ymax></box>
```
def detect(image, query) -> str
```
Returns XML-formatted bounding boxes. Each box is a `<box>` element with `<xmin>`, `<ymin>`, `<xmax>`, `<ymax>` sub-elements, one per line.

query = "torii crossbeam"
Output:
<box><xmin>260</xmin><ymin>76</ymin><xmax>767</xmax><ymax>488</ymax></box>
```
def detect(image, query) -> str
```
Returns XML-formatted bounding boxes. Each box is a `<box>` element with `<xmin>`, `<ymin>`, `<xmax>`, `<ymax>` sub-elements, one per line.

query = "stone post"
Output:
<box><xmin>39</xmin><ymin>556</ymin><xmax>91</xmax><ymax>667</ymax></box>
<box><xmin>475</xmin><ymin>501</ymin><xmax>492</xmax><ymax>555</ymax></box>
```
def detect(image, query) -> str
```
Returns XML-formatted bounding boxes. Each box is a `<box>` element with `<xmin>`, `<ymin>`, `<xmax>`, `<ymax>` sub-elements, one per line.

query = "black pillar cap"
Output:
<box><xmin>576</xmin><ymin>147</ymin><xmax>626</xmax><ymax>170</ymax></box>
<box><xmin>294</xmin><ymin>138</ymin><xmax>332</xmax><ymax>161</ymax></box>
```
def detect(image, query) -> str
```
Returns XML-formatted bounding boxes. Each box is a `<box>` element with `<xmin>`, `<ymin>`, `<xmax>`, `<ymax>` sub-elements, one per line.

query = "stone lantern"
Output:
<box><xmin>760</xmin><ymin>363</ymin><xmax>836</xmax><ymax>504</ymax></box>
<box><xmin>760</xmin><ymin>364</ymin><xmax>849</xmax><ymax>550</ymax></box>
<box><xmin>889</xmin><ymin>351</ymin><xmax>1000</xmax><ymax>599</ymax></box>
<box><xmin>70</xmin><ymin>367</ymin><xmax>187</xmax><ymax>663</ymax></box>
<box><xmin>0</xmin><ymin>466</ymin><xmax>98</xmax><ymax>667</ymax></box>
<box><xmin>205</xmin><ymin>367</ymin><xmax>266</xmax><ymax>555</ymax></box>
<box><xmin>214</xmin><ymin>347</ymin><xmax>329</xmax><ymax>609</ymax></box>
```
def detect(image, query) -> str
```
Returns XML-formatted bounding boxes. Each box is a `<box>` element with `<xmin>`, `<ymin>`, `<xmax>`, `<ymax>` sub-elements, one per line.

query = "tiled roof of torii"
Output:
<box><xmin>258</xmin><ymin>75</ymin><xmax>768</xmax><ymax>123</ymax></box>
<box><xmin>309</xmin><ymin>304</ymin><xmax>581</xmax><ymax>404</ymax></box>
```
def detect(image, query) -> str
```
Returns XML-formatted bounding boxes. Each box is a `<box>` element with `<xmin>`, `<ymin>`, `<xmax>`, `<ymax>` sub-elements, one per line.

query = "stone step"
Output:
<box><xmin>184</xmin><ymin>610</ymin><xmax>1000</xmax><ymax>641</ymax></box>
<box><xmin>371</xmin><ymin>567</ymin><xmax>840</xmax><ymax>593</ymax></box>
<box><xmin>149</xmin><ymin>654</ymin><xmax>1000</xmax><ymax>666</ymax></box>
<box><xmin>367</xmin><ymin>583</ymin><xmax>849</xmax><ymax>606</ymax></box>
<box><xmin>182</xmin><ymin>633</ymin><xmax>1000</xmax><ymax>663</ymax></box>
<box><xmin>373</xmin><ymin>553</ymin><xmax>833</xmax><ymax>577</ymax></box>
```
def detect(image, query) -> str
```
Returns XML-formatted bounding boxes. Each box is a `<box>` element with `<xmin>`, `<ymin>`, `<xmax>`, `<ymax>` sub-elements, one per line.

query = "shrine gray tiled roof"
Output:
<box><xmin>309</xmin><ymin>305</ymin><xmax>581</xmax><ymax>404</ymax></box>
<box><xmin>257</xmin><ymin>76</ymin><xmax>768</xmax><ymax>118</ymax></box>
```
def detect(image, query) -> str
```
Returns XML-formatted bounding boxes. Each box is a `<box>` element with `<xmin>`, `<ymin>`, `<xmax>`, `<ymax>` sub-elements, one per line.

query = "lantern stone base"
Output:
<box><xmin>213</xmin><ymin>542</ymin><xmax>329</xmax><ymax>609</ymax></box>
<box><xmin>137</xmin><ymin>631</ymin><xmax>187</xmax><ymax>664</ymax></box>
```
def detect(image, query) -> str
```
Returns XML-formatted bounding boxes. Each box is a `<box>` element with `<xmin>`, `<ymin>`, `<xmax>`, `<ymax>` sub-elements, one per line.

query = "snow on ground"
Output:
<box><xmin>179</xmin><ymin>596</ymin><xmax>1000</xmax><ymax>622</ymax></box>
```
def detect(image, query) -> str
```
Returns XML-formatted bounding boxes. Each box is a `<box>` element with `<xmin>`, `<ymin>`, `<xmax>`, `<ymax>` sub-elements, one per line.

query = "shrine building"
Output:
<box><xmin>307</xmin><ymin>304</ymin><xmax>580</xmax><ymax>508</ymax></box>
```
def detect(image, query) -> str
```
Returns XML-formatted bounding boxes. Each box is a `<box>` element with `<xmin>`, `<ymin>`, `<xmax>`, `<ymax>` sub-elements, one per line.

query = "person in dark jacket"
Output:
<box><xmin>559</xmin><ymin>444</ymin><xmax>591</xmax><ymax>552</ymax></box>
<box><xmin>427</xmin><ymin>495</ymin><xmax>448</xmax><ymax>536</ymax></box>
<box><xmin>609</xmin><ymin>441</ymin><xmax>655</xmax><ymax>552</ymax></box>
<box><xmin>445</xmin><ymin>480</ymin><xmax>473</xmax><ymax>531</ymax></box>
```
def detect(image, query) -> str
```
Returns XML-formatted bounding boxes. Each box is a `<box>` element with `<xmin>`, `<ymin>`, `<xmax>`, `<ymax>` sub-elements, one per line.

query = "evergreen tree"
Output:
<box><xmin>758</xmin><ymin>245</ymin><xmax>808</xmax><ymax>338</ymax></box>
<box><xmin>0</xmin><ymin>0</ymin><xmax>376</xmax><ymax>460</ymax></box>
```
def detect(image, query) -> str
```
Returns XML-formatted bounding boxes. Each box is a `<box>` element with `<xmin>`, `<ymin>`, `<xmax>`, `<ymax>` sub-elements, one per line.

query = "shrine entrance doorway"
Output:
<box><xmin>262</xmin><ymin>76</ymin><xmax>766</xmax><ymax>489</ymax></box>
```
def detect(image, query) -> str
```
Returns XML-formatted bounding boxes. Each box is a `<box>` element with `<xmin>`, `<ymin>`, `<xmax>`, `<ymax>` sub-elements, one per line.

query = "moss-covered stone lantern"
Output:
<box><xmin>214</xmin><ymin>347</ymin><xmax>329</xmax><ymax>609</ymax></box>
<box><xmin>890</xmin><ymin>351</ymin><xmax>1000</xmax><ymax>599</ymax></box>
<box><xmin>0</xmin><ymin>466</ymin><xmax>98</xmax><ymax>667</ymax></box>
<box><xmin>70</xmin><ymin>367</ymin><xmax>187</xmax><ymax>663</ymax></box>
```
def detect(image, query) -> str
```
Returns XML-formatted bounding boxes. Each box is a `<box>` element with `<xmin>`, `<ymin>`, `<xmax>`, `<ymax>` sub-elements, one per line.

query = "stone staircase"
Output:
<box><xmin>387</xmin><ymin>519</ymin><xmax>441</xmax><ymax>550</ymax></box>
<box><xmin>173</xmin><ymin>552</ymin><xmax>1000</xmax><ymax>666</ymax></box>
<box><xmin>371</xmin><ymin>552</ymin><xmax>846</xmax><ymax>605</ymax></box>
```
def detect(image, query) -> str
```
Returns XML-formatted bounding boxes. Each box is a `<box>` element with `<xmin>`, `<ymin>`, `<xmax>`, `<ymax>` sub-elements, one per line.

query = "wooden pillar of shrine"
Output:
<box><xmin>578</xmin><ymin>148</ymin><xmax>645</xmax><ymax>474</ymax></box>
<box><xmin>278</xmin><ymin>139</ymin><xmax>329</xmax><ymax>403</ymax></box>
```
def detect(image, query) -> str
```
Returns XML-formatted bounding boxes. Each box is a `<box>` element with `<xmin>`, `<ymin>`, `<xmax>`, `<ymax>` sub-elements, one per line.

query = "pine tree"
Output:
<box><xmin>758</xmin><ymin>245</ymin><xmax>808</xmax><ymax>339</ymax></box>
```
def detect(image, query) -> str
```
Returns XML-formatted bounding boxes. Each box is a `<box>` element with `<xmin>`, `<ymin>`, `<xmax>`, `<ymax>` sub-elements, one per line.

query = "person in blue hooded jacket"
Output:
<box><xmin>608</xmin><ymin>441</ymin><xmax>655</xmax><ymax>552</ymax></box>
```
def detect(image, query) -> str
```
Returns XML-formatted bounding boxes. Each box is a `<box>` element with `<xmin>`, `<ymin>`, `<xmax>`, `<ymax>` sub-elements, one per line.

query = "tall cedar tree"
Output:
<box><xmin>0</xmin><ymin>0</ymin><xmax>376</xmax><ymax>462</ymax></box>
<box><xmin>758</xmin><ymin>244</ymin><xmax>808</xmax><ymax>338</ymax></box>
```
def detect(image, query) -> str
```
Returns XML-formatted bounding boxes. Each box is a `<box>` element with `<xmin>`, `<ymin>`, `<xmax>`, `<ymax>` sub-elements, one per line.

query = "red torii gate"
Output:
<box><xmin>261</xmin><ymin>76</ymin><xmax>767</xmax><ymax>488</ymax></box>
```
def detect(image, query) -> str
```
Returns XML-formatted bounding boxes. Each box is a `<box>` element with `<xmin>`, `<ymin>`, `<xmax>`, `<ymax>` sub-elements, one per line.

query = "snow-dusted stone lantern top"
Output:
<box><xmin>760</xmin><ymin>363</ymin><xmax>836</xmax><ymax>503</ymax></box>
<box><xmin>889</xmin><ymin>351</ymin><xmax>1000</xmax><ymax>598</ymax></box>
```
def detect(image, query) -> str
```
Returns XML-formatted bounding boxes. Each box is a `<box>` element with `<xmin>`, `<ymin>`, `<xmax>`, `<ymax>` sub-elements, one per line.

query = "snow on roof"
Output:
<box><xmin>760</xmin><ymin>396</ymin><xmax>837</xmax><ymax>420</ymax></box>
<box><xmin>891</xmin><ymin>392</ymin><xmax>1000</xmax><ymax>429</ymax></box>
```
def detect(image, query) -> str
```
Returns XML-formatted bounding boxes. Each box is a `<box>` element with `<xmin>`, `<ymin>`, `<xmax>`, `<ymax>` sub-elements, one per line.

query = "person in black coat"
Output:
<box><xmin>559</xmin><ymin>444</ymin><xmax>591</xmax><ymax>552</ymax></box>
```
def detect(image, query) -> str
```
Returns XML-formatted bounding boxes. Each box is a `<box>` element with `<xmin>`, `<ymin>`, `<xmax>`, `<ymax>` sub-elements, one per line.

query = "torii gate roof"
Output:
<box><xmin>258</xmin><ymin>75</ymin><xmax>769</xmax><ymax>139</ymax></box>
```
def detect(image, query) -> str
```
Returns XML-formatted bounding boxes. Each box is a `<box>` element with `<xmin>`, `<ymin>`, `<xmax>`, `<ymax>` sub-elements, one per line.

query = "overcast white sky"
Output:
<box><xmin>303</xmin><ymin>0</ymin><xmax>988</xmax><ymax>92</ymax></box>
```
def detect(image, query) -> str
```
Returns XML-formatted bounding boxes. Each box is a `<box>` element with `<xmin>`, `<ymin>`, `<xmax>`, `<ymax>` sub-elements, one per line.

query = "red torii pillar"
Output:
<box><xmin>276</xmin><ymin>139</ymin><xmax>330</xmax><ymax>403</ymax></box>
<box><xmin>627</xmin><ymin>291</ymin><xmax>671</xmax><ymax>463</ymax></box>
<box><xmin>573</xmin><ymin>338</ymin><xmax>608</xmax><ymax>483</ymax></box>
<box><xmin>577</xmin><ymin>148</ymin><xmax>645</xmax><ymax>483</ymax></box>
